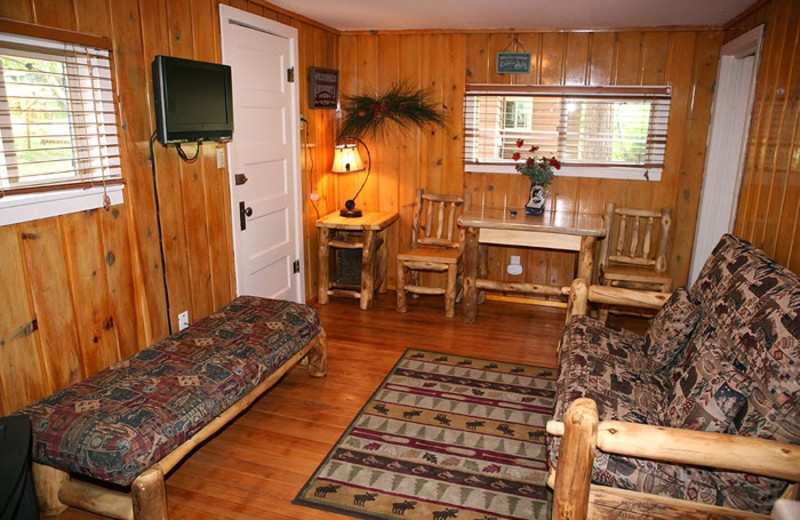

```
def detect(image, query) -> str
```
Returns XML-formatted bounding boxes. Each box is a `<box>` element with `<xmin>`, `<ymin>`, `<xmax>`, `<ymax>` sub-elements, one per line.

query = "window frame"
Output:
<box><xmin>463</xmin><ymin>84</ymin><xmax>672</xmax><ymax>182</ymax></box>
<box><xmin>0</xmin><ymin>19</ymin><xmax>124</xmax><ymax>225</ymax></box>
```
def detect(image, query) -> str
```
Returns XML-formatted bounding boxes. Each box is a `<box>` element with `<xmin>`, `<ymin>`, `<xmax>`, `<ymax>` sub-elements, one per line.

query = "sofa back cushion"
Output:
<box><xmin>666</xmin><ymin>332</ymin><xmax>754</xmax><ymax>432</ymax></box>
<box><xmin>643</xmin><ymin>287</ymin><xmax>702</xmax><ymax>375</ymax></box>
<box><xmin>688</xmin><ymin>234</ymin><xmax>800</xmax><ymax>444</ymax></box>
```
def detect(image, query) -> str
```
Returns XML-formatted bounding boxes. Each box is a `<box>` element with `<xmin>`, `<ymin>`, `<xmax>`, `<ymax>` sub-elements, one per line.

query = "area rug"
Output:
<box><xmin>294</xmin><ymin>349</ymin><xmax>556</xmax><ymax>520</ymax></box>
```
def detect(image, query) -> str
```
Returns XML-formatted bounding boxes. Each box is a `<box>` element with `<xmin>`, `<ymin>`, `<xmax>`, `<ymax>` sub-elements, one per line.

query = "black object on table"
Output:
<box><xmin>0</xmin><ymin>415</ymin><xmax>39</xmax><ymax>520</ymax></box>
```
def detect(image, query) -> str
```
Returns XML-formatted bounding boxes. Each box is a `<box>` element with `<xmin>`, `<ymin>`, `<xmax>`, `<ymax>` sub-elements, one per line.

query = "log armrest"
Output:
<box><xmin>565</xmin><ymin>279</ymin><xmax>671</xmax><ymax>322</ymax></box>
<box><xmin>547</xmin><ymin>398</ymin><xmax>800</xmax><ymax>520</ymax></box>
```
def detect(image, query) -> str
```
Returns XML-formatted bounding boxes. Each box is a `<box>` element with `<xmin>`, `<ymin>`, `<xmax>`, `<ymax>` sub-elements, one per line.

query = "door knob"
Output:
<box><xmin>239</xmin><ymin>201</ymin><xmax>253</xmax><ymax>230</ymax></box>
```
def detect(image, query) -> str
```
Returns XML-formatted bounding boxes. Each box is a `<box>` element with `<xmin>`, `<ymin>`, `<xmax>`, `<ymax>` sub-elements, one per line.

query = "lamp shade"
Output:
<box><xmin>331</xmin><ymin>143</ymin><xmax>365</xmax><ymax>173</ymax></box>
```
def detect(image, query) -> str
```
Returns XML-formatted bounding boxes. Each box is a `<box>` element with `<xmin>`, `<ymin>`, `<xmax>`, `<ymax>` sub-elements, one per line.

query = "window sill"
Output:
<box><xmin>464</xmin><ymin>164</ymin><xmax>662</xmax><ymax>182</ymax></box>
<box><xmin>0</xmin><ymin>184</ymin><xmax>125</xmax><ymax>226</ymax></box>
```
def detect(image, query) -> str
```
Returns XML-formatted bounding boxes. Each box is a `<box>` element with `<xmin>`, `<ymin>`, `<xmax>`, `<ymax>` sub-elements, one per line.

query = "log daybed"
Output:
<box><xmin>15</xmin><ymin>296</ymin><xmax>327</xmax><ymax>520</ymax></box>
<box><xmin>547</xmin><ymin>234</ymin><xmax>800</xmax><ymax>520</ymax></box>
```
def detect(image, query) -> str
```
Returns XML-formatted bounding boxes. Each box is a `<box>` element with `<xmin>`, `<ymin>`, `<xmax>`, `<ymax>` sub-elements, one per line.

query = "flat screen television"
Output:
<box><xmin>152</xmin><ymin>55</ymin><xmax>233</xmax><ymax>144</ymax></box>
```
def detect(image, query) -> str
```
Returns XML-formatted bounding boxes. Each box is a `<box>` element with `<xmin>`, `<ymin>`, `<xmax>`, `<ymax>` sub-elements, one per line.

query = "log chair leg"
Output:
<box><xmin>32</xmin><ymin>463</ymin><xmax>69</xmax><ymax>516</ymax></box>
<box><xmin>306</xmin><ymin>329</ymin><xmax>328</xmax><ymax>377</ymax></box>
<box><xmin>131</xmin><ymin>465</ymin><xmax>168</xmax><ymax>520</ymax></box>
<box><xmin>396</xmin><ymin>261</ymin><xmax>408</xmax><ymax>312</ymax></box>
<box><xmin>455</xmin><ymin>259</ymin><xmax>464</xmax><ymax>303</ymax></box>
<box><xmin>445</xmin><ymin>264</ymin><xmax>457</xmax><ymax>318</ymax></box>
<box><xmin>409</xmin><ymin>269</ymin><xmax>420</xmax><ymax>299</ymax></box>
<box><xmin>477</xmin><ymin>243</ymin><xmax>488</xmax><ymax>305</ymax></box>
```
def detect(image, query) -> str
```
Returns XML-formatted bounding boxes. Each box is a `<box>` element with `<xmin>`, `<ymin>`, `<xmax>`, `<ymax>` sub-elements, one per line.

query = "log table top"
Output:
<box><xmin>316</xmin><ymin>211</ymin><xmax>399</xmax><ymax>231</ymax></box>
<box><xmin>459</xmin><ymin>207</ymin><xmax>606</xmax><ymax>237</ymax></box>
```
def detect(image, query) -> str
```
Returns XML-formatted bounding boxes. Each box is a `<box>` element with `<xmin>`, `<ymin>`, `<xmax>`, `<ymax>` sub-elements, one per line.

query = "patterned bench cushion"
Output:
<box><xmin>17</xmin><ymin>296</ymin><xmax>320</xmax><ymax>486</ymax></box>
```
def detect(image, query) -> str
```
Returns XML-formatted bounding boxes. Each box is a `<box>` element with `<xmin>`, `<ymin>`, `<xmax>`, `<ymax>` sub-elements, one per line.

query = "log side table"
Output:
<box><xmin>316</xmin><ymin>211</ymin><xmax>399</xmax><ymax>310</ymax></box>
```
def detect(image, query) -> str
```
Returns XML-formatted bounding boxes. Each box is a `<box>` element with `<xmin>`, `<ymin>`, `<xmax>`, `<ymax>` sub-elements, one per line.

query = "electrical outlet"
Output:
<box><xmin>178</xmin><ymin>311</ymin><xmax>190</xmax><ymax>331</ymax></box>
<box><xmin>216</xmin><ymin>148</ymin><xmax>226</xmax><ymax>169</ymax></box>
<box><xmin>507</xmin><ymin>255</ymin><xmax>523</xmax><ymax>276</ymax></box>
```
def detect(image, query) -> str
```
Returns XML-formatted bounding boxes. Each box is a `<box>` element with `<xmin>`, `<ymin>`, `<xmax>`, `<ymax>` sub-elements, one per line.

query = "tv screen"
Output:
<box><xmin>152</xmin><ymin>55</ymin><xmax>233</xmax><ymax>144</ymax></box>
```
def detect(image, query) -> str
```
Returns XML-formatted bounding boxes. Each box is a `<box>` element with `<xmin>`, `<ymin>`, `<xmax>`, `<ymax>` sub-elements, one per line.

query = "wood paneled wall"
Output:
<box><xmin>727</xmin><ymin>0</ymin><xmax>800</xmax><ymax>274</ymax></box>
<box><xmin>0</xmin><ymin>0</ymin><xmax>338</xmax><ymax>415</ymax></box>
<box><xmin>334</xmin><ymin>29</ymin><xmax>723</xmax><ymax>295</ymax></box>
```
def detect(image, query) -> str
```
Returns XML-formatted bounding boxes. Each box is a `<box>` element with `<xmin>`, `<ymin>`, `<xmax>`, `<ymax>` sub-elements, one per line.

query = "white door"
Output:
<box><xmin>220</xmin><ymin>5</ymin><xmax>305</xmax><ymax>303</ymax></box>
<box><xmin>689</xmin><ymin>25</ymin><xmax>763</xmax><ymax>284</ymax></box>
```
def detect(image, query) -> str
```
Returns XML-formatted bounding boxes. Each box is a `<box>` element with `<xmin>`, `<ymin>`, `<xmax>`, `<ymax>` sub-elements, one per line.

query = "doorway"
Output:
<box><xmin>689</xmin><ymin>25</ymin><xmax>764</xmax><ymax>284</ymax></box>
<box><xmin>219</xmin><ymin>5</ymin><xmax>305</xmax><ymax>303</ymax></box>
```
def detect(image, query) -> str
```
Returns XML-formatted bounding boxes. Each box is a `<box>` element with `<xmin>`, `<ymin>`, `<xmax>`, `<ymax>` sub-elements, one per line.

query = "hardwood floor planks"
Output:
<box><xmin>50</xmin><ymin>293</ymin><xmax>623</xmax><ymax>519</ymax></box>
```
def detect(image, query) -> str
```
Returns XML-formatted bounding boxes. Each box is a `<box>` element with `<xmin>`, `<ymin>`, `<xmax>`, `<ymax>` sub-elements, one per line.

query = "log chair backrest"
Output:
<box><xmin>600</xmin><ymin>201</ymin><xmax>673</xmax><ymax>273</ymax></box>
<box><xmin>410</xmin><ymin>189</ymin><xmax>464</xmax><ymax>250</ymax></box>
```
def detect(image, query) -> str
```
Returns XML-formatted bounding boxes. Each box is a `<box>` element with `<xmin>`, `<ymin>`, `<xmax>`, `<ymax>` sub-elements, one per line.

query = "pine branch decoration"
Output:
<box><xmin>338</xmin><ymin>82</ymin><xmax>446</xmax><ymax>141</ymax></box>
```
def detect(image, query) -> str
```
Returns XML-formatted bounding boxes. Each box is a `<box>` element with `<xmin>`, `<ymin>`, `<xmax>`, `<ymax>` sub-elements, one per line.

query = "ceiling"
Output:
<box><xmin>268</xmin><ymin>0</ymin><xmax>758</xmax><ymax>31</ymax></box>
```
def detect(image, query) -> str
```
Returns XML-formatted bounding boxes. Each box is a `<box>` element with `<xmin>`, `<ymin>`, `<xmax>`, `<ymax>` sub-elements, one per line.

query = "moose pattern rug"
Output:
<box><xmin>295</xmin><ymin>349</ymin><xmax>555</xmax><ymax>520</ymax></box>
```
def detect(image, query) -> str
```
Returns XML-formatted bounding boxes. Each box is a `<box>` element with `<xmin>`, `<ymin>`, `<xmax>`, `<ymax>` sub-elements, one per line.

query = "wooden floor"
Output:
<box><xmin>54</xmin><ymin>293</ymin><xmax>601</xmax><ymax>520</ymax></box>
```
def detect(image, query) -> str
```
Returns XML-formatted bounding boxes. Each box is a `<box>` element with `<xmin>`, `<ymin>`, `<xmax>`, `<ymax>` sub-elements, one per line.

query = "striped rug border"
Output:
<box><xmin>294</xmin><ymin>348</ymin><xmax>555</xmax><ymax>520</ymax></box>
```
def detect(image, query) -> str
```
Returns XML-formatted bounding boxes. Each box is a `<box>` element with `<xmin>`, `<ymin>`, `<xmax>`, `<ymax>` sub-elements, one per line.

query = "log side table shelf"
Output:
<box><xmin>317</xmin><ymin>211</ymin><xmax>399</xmax><ymax>310</ymax></box>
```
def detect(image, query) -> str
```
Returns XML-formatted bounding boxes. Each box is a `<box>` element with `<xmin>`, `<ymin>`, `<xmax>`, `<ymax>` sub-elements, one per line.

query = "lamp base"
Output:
<box><xmin>339</xmin><ymin>207</ymin><xmax>363</xmax><ymax>218</ymax></box>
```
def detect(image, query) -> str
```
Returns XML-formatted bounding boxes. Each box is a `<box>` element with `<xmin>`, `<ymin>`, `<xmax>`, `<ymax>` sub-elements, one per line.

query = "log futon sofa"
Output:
<box><xmin>548</xmin><ymin>234</ymin><xmax>800</xmax><ymax>519</ymax></box>
<box><xmin>16</xmin><ymin>296</ymin><xmax>327</xmax><ymax>520</ymax></box>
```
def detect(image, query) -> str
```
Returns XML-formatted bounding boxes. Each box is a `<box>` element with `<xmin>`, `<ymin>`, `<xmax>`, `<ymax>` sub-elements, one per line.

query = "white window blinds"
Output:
<box><xmin>464</xmin><ymin>85</ymin><xmax>671</xmax><ymax>179</ymax></box>
<box><xmin>0</xmin><ymin>30</ymin><xmax>121</xmax><ymax>197</ymax></box>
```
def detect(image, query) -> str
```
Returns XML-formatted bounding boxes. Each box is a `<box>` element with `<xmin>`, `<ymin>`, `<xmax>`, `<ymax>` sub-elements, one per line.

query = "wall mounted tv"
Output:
<box><xmin>152</xmin><ymin>55</ymin><xmax>233</xmax><ymax>145</ymax></box>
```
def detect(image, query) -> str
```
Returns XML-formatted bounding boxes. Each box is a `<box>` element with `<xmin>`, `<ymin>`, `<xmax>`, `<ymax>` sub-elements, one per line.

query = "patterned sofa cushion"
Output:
<box><xmin>666</xmin><ymin>334</ymin><xmax>754</xmax><ymax>433</ymax></box>
<box><xmin>552</xmin><ymin>315</ymin><xmax>788</xmax><ymax>514</ymax></box>
<box><xmin>554</xmin><ymin>315</ymin><xmax>661</xmax><ymax>425</ymax></box>
<box><xmin>551</xmin><ymin>235</ymin><xmax>799</xmax><ymax>514</ymax></box>
<box><xmin>17</xmin><ymin>296</ymin><xmax>320</xmax><ymax>486</ymax></box>
<box><xmin>689</xmin><ymin>234</ymin><xmax>800</xmax><ymax>445</ymax></box>
<box><xmin>643</xmin><ymin>287</ymin><xmax>702</xmax><ymax>375</ymax></box>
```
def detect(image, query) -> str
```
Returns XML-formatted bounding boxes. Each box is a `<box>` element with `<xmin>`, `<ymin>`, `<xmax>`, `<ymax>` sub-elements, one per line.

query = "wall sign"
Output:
<box><xmin>308</xmin><ymin>67</ymin><xmax>338</xmax><ymax>109</ymax></box>
<box><xmin>496</xmin><ymin>52</ymin><xmax>531</xmax><ymax>74</ymax></box>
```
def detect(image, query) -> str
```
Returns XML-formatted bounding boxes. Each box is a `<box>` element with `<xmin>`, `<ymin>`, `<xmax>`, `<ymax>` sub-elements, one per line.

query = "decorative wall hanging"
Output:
<box><xmin>337</xmin><ymin>82</ymin><xmax>446</xmax><ymax>140</ymax></box>
<box><xmin>308</xmin><ymin>67</ymin><xmax>338</xmax><ymax>109</ymax></box>
<box><xmin>497</xmin><ymin>52</ymin><xmax>531</xmax><ymax>74</ymax></box>
<box><xmin>496</xmin><ymin>34</ymin><xmax>531</xmax><ymax>74</ymax></box>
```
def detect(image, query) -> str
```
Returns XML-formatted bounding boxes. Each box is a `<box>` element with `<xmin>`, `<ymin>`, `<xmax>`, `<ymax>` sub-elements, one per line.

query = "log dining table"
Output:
<box><xmin>458</xmin><ymin>206</ymin><xmax>606</xmax><ymax>323</ymax></box>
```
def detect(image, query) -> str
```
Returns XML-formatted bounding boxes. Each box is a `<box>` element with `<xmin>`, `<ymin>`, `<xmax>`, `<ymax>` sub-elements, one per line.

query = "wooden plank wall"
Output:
<box><xmin>0</xmin><ymin>0</ymin><xmax>338</xmax><ymax>415</ymax></box>
<box><xmin>726</xmin><ymin>0</ymin><xmax>800</xmax><ymax>274</ymax></box>
<box><xmin>334</xmin><ymin>28</ymin><xmax>723</xmax><ymax>297</ymax></box>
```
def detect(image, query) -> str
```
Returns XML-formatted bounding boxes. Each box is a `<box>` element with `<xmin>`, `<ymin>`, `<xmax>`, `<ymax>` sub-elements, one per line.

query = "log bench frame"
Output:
<box><xmin>31</xmin><ymin>329</ymin><xmax>328</xmax><ymax>520</ymax></box>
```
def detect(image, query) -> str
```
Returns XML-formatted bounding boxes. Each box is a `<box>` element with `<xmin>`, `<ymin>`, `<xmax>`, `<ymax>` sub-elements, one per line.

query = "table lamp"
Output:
<box><xmin>331</xmin><ymin>137</ymin><xmax>370</xmax><ymax>218</ymax></box>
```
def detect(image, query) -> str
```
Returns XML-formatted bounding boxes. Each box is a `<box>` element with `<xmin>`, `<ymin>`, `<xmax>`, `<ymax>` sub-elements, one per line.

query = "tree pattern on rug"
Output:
<box><xmin>295</xmin><ymin>349</ymin><xmax>555</xmax><ymax>520</ymax></box>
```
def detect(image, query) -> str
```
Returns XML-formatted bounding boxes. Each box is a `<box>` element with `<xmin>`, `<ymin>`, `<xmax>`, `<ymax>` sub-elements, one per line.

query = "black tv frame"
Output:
<box><xmin>152</xmin><ymin>55</ymin><xmax>233</xmax><ymax>145</ymax></box>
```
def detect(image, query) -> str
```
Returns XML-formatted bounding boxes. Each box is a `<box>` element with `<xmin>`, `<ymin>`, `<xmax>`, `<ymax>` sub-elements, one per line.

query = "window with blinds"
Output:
<box><xmin>0</xmin><ymin>31</ymin><xmax>121</xmax><ymax>197</ymax></box>
<box><xmin>464</xmin><ymin>85</ymin><xmax>671</xmax><ymax>181</ymax></box>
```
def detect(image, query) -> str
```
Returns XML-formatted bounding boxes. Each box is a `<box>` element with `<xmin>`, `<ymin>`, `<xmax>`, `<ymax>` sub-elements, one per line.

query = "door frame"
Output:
<box><xmin>219</xmin><ymin>4</ymin><xmax>306</xmax><ymax>303</ymax></box>
<box><xmin>689</xmin><ymin>25</ymin><xmax>764</xmax><ymax>284</ymax></box>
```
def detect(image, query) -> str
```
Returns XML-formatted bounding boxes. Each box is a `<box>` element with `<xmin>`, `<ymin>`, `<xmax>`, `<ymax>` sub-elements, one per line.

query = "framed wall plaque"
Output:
<box><xmin>496</xmin><ymin>52</ymin><xmax>531</xmax><ymax>74</ymax></box>
<box><xmin>308</xmin><ymin>67</ymin><xmax>338</xmax><ymax>109</ymax></box>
